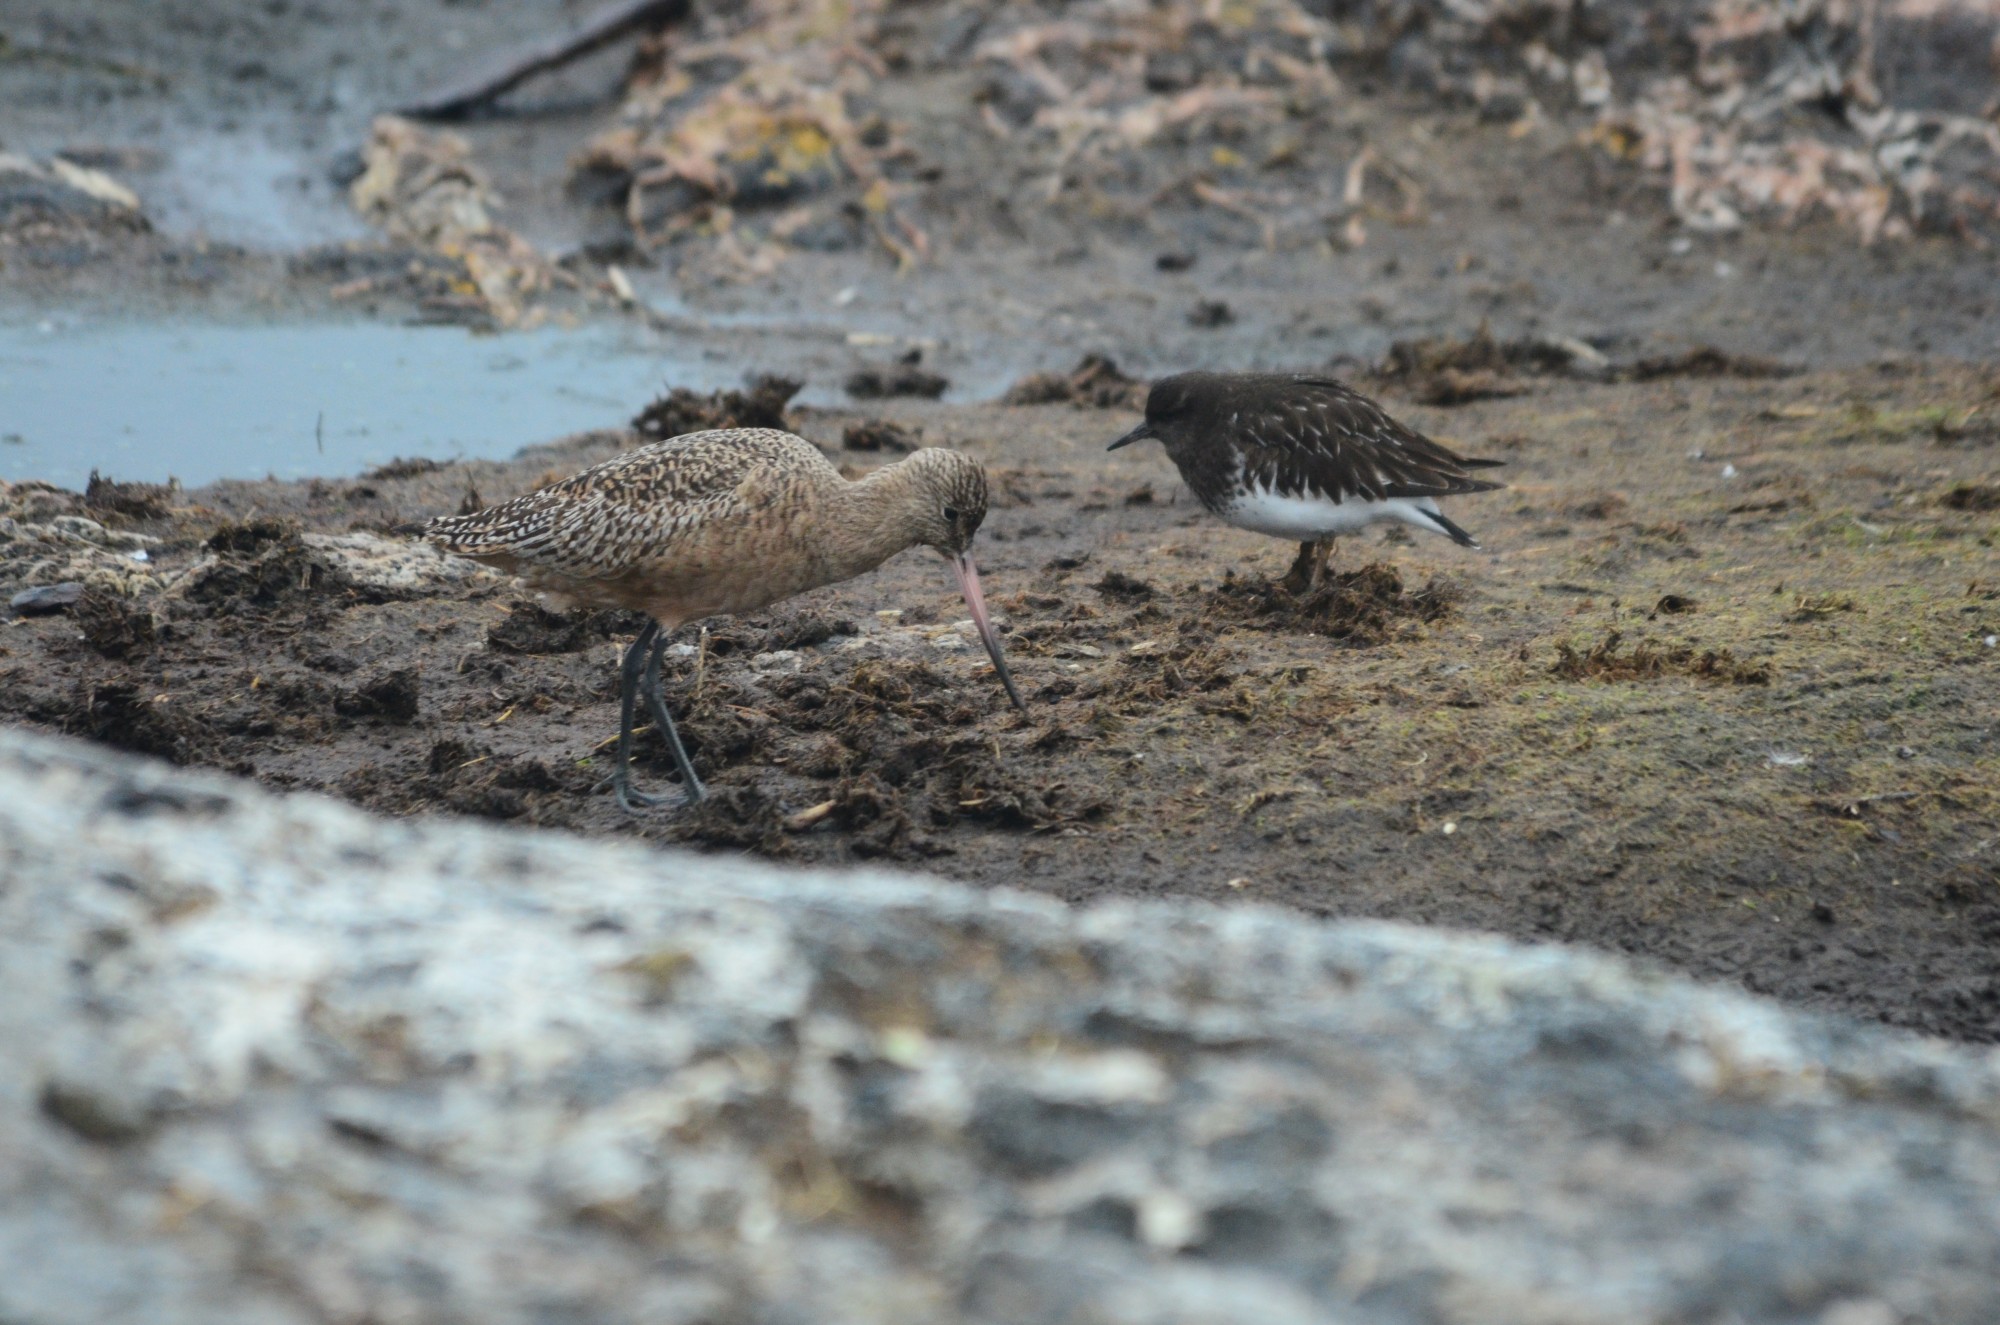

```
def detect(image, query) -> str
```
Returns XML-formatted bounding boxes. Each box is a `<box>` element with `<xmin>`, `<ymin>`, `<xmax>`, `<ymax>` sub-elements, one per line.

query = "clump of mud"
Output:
<box><xmin>846</xmin><ymin>360</ymin><xmax>948</xmax><ymax>400</ymax></box>
<box><xmin>1004</xmin><ymin>354</ymin><xmax>1149</xmax><ymax>410</ymax></box>
<box><xmin>1941</xmin><ymin>483</ymin><xmax>2000</xmax><ymax>513</ymax></box>
<box><xmin>70</xmin><ymin>682</ymin><xmax>211</xmax><ymax>765</ymax></box>
<box><xmin>1210</xmin><ymin>563</ymin><xmax>1460</xmax><ymax>645</ymax></box>
<box><xmin>1552</xmin><ymin>630</ymin><xmax>1771</xmax><ymax>685</ymax></box>
<box><xmin>674</xmin><ymin>785</ymin><xmax>796</xmax><ymax>856</ymax></box>
<box><xmin>648</xmin><ymin>655</ymin><xmax>1104</xmax><ymax>859</ymax></box>
<box><xmin>347</xmin><ymin>737</ymin><xmax>596</xmax><ymax>824</ymax></box>
<box><xmin>338</xmin><ymin>669</ymin><xmax>421</xmax><ymax>723</ymax></box>
<box><xmin>361</xmin><ymin>457</ymin><xmax>448</xmax><ymax>481</ymax></box>
<box><xmin>632</xmin><ymin>375</ymin><xmax>801</xmax><ymax>441</ymax></box>
<box><xmin>182</xmin><ymin>520</ymin><xmax>332</xmax><ymax>612</ymax></box>
<box><xmin>74</xmin><ymin>587</ymin><xmax>158</xmax><ymax>659</ymax></box>
<box><xmin>487</xmin><ymin>600</ymin><xmax>643</xmax><ymax>654</ymax></box>
<box><xmin>1094</xmin><ymin>570</ymin><xmax>1156</xmax><ymax>602</ymax></box>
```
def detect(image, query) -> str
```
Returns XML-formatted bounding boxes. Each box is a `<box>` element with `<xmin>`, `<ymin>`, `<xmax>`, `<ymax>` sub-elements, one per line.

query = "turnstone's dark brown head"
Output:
<box><xmin>1108</xmin><ymin>372</ymin><xmax>1504</xmax><ymax>558</ymax></box>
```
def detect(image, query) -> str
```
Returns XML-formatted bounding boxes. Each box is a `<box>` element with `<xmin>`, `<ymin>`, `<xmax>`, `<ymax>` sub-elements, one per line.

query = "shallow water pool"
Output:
<box><xmin>0</xmin><ymin>319</ymin><xmax>744</xmax><ymax>491</ymax></box>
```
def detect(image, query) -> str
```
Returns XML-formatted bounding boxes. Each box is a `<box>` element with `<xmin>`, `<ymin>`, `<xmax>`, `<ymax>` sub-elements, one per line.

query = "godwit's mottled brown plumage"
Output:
<box><xmin>424</xmin><ymin>427</ymin><xmax>1025</xmax><ymax>810</ymax></box>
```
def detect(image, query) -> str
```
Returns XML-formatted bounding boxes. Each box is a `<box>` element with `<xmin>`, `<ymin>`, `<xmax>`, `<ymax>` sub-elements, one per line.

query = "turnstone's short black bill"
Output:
<box><xmin>1108</xmin><ymin>371</ymin><xmax>1504</xmax><ymax>590</ymax></box>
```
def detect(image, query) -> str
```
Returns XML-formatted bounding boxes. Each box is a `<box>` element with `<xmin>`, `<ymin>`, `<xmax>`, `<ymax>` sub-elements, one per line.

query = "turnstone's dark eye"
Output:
<box><xmin>943</xmin><ymin>506</ymin><xmax>960</xmax><ymax>523</ymax></box>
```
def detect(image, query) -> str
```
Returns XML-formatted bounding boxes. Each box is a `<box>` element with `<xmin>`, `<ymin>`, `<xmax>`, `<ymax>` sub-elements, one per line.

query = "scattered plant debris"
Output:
<box><xmin>1552</xmin><ymin>630</ymin><xmax>1770</xmax><ymax>684</ymax></box>
<box><xmin>1623</xmin><ymin>348</ymin><xmax>1802</xmax><ymax>382</ymax></box>
<box><xmin>1788</xmin><ymin>593</ymin><xmax>1858</xmax><ymax>623</ymax></box>
<box><xmin>348</xmin><ymin>116</ymin><xmax>561</xmax><ymax>326</ymax></box>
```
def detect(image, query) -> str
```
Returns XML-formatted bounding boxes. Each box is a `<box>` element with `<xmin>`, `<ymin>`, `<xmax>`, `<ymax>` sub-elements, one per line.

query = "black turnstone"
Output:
<box><xmin>1107</xmin><ymin>371</ymin><xmax>1505</xmax><ymax>590</ymax></box>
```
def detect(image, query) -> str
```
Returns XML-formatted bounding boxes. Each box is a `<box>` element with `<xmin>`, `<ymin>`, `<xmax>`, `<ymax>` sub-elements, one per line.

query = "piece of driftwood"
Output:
<box><xmin>398</xmin><ymin>0</ymin><xmax>689</xmax><ymax>121</ymax></box>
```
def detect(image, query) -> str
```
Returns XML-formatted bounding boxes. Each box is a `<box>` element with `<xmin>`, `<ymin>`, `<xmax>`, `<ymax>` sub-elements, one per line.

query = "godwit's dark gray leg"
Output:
<box><xmin>609</xmin><ymin>620</ymin><xmax>665</xmax><ymax>812</ymax></box>
<box><xmin>640</xmin><ymin>629</ymin><xmax>706</xmax><ymax>806</ymax></box>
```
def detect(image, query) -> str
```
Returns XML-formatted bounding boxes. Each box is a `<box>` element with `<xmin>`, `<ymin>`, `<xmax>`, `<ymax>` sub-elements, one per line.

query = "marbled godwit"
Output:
<box><xmin>423</xmin><ymin>428</ymin><xmax>1025</xmax><ymax>811</ymax></box>
<box><xmin>1108</xmin><ymin>372</ymin><xmax>1504</xmax><ymax>591</ymax></box>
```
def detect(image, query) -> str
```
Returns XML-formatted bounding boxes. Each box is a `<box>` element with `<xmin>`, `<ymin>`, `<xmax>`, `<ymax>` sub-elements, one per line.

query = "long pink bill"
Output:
<box><xmin>948</xmin><ymin>551</ymin><xmax>1027</xmax><ymax>712</ymax></box>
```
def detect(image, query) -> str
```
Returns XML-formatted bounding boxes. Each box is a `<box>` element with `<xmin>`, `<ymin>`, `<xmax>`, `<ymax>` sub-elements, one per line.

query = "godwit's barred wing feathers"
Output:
<box><xmin>423</xmin><ymin>428</ymin><xmax>829</xmax><ymax>580</ymax></box>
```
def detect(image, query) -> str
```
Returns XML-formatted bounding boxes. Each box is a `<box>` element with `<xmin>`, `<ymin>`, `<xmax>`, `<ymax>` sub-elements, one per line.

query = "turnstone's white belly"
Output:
<box><xmin>1220</xmin><ymin>481</ymin><xmax>1445</xmax><ymax>540</ymax></box>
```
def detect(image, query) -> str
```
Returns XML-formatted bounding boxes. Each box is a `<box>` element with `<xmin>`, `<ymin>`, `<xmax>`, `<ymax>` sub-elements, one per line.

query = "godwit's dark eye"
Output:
<box><xmin>943</xmin><ymin>506</ymin><xmax>960</xmax><ymax>523</ymax></box>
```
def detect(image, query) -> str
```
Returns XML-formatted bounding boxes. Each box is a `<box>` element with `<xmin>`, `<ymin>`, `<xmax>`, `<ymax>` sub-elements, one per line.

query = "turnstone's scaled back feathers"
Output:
<box><xmin>1108</xmin><ymin>371</ymin><xmax>1504</xmax><ymax>558</ymax></box>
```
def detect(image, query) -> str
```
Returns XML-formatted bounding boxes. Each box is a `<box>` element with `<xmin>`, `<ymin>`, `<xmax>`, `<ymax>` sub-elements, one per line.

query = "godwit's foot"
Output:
<box><xmin>641</xmin><ymin>631</ymin><xmax>706</xmax><ymax>807</ymax></box>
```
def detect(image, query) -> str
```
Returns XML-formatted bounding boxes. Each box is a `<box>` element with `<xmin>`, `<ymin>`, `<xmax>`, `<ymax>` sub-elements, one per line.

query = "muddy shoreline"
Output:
<box><xmin>6</xmin><ymin>360</ymin><xmax>1998</xmax><ymax>1041</ymax></box>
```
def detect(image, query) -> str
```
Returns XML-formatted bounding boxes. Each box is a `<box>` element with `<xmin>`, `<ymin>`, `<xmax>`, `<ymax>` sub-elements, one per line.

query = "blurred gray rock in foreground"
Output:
<box><xmin>2</xmin><ymin>728</ymin><xmax>1998</xmax><ymax>1325</ymax></box>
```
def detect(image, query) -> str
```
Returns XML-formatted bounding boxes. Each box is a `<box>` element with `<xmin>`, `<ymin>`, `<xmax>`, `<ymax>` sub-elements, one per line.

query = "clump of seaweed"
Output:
<box><xmin>1004</xmin><ymin>354</ymin><xmax>1150</xmax><ymax>410</ymax></box>
<box><xmin>84</xmin><ymin>471</ymin><xmax>177</xmax><ymax>522</ymax></box>
<box><xmin>1552</xmin><ymin>630</ymin><xmax>1770</xmax><ymax>684</ymax></box>
<box><xmin>1210</xmin><ymin>562</ymin><xmax>1460</xmax><ymax>645</ymax></box>
<box><xmin>632</xmin><ymin>375</ymin><xmax>801</xmax><ymax>440</ymax></box>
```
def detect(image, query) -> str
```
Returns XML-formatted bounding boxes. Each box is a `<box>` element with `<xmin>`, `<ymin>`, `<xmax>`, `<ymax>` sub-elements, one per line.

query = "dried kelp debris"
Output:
<box><xmin>1552</xmin><ymin>630</ymin><xmax>1771</xmax><ymax>684</ymax></box>
<box><xmin>632</xmin><ymin>376</ymin><xmax>802</xmax><ymax>439</ymax></box>
<box><xmin>565</xmin><ymin>0</ymin><xmax>1997</xmax><ymax>268</ymax></box>
<box><xmin>1004</xmin><ymin>354</ymin><xmax>1150</xmax><ymax>410</ymax></box>
<box><xmin>1211</xmin><ymin>563</ymin><xmax>1461</xmax><ymax>645</ymax></box>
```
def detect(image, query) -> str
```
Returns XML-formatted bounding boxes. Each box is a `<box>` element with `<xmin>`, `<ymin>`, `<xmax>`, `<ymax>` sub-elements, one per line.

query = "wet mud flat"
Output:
<box><xmin>4</xmin><ymin>364</ymin><xmax>1997</xmax><ymax>1041</ymax></box>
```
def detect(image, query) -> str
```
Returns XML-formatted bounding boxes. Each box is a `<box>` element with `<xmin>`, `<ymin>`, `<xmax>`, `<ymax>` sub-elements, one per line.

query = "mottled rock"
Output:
<box><xmin>2</xmin><ymin>728</ymin><xmax>1998</xmax><ymax>1325</ymax></box>
<box><xmin>302</xmin><ymin>531</ymin><xmax>505</xmax><ymax>594</ymax></box>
